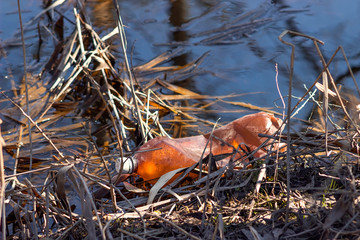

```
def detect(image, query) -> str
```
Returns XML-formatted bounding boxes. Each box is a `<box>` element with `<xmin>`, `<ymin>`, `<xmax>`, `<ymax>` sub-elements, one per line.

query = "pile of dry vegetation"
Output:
<box><xmin>1</xmin><ymin>1</ymin><xmax>360</xmax><ymax>239</ymax></box>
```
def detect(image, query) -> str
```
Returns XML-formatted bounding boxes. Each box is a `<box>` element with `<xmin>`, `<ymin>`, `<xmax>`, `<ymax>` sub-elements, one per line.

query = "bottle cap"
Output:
<box><xmin>115</xmin><ymin>157</ymin><xmax>137</xmax><ymax>174</ymax></box>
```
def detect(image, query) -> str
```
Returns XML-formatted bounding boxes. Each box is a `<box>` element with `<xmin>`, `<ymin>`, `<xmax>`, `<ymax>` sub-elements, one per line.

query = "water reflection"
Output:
<box><xmin>2</xmin><ymin>0</ymin><xmax>360</xmax><ymax>124</ymax></box>
<box><xmin>88</xmin><ymin>0</ymin><xmax>116</xmax><ymax>30</ymax></box>
<box><xmin>168</xmin><ymin>0</ymin><xmax>199</xmax><ymax>95</ymax></box>
<box><xmin>169</xmin><ymin>0</ymin><xmax>189</xmax><ymax>67</ymax></box>
<box><xmin>169</xmin><ymin>0</ymin><xmax>195</xmax><ymax>137</ymax></box>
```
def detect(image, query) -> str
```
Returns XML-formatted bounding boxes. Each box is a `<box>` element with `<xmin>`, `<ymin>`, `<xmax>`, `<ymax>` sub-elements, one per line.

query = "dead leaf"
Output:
<box><xmin>147</xmin><ymin>167</ymin><xmax>188</xmax><ymax>205</ymax></box>
<box><xmin>55</xmin><ymin>164</ymin><xmax>73</xmax><ymax>213</ymax></box>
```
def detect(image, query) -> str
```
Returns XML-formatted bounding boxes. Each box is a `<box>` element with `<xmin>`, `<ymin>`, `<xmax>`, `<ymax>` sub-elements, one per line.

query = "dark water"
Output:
<box><xmin>1</xmin><ymin>0</ymin><xmax>360</xmax><ymax>122</ymax></box>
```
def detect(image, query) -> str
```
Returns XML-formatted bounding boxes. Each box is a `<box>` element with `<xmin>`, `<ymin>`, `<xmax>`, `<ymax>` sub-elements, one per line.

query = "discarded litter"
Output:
<box><xmin>116</xmin><ymin>112</ymin><xmax>283</xmax><ymax>183</ymax></box>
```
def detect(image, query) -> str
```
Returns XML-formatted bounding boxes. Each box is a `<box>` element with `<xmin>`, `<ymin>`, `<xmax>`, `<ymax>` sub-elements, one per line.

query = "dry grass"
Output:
<box><xmin>1</xmin><ymin>1</ymin><xmax>360</xmax><ymax>239</ymax></box>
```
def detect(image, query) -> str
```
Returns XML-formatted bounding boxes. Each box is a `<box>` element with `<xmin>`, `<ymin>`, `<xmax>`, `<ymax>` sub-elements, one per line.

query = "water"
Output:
<box><xmin>1</xmin><ymin>0</ymin><xmax>360</xmax><ymax>122</ymax></box>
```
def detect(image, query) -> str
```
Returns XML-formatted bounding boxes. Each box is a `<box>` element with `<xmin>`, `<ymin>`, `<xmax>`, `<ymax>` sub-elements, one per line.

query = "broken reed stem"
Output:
<box><xmin>273</xmin><ymin>63</ymin><xmax>284</xmax><ymax>195</ymax></box>
<box><xmin>278</xmin><ymin>29</ymin><xmax>295</xmax><ymax>223</ymax></box>
<box><xmin>275</xmin><ymin>63</ymin><xmax>286</xmax><ymax>119</ymax></box>
<box><xmin>45</xmin><ymin>186</ymin><xmax>50</xmax><ymax>239</ymax></box>
<box><xmin>112</xmin><ymin>0</ymin><xmax>146</xmax><ymax>140</ymax></box>
<box><xmin>289</xmin><ymin>50</ymin><xmax>336</xmax><ymax>115</ymax></box>
<box><xmin>322</xmin><ymin>72</ymin><xmax>329</xmax><ymax>156</ymax></box>
<box><xmin>277</xmin><ymin>31</ymin><xmax>324</xmax><ymax>117</ymax></box>
<box><xmin>73</xmin><ymin>8</ymin><xmax>86</xmax><ymax>61</ymax></box>
<box><xmin>340</xmin><ymin>47</ymin><xmax>360</xmax><ymax>97</ymax></box>
<box><xmin>17</xmin><ymin>0</ymin><xmax>33</xmax><ymax>175</ymax></box>
<box><xmin>289</xmin><ymin>44</ymin><xmax>359</xmax><ymax>135</ymax></box>
<box><xmin>313</xmin><ymin>41</ymin><xmax>360</xmax><ymax>136</ymax></box>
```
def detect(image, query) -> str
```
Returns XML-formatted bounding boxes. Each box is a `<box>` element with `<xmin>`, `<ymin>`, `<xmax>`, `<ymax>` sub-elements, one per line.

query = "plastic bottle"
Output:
<box><xmin>116</xmin><ymin>112</ymin><xmax>283</xmax><ymax>183</ymax></box>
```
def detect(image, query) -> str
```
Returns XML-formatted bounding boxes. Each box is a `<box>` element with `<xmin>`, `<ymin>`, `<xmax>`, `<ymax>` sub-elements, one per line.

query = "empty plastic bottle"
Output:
<box><xmin>116</xmin><ymin>112</ymin><xmax>283</xmax><ymax>183</ymax></box>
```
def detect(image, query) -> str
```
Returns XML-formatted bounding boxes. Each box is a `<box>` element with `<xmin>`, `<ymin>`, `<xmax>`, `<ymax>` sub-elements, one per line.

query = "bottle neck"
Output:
<box><xmin>115</xmin><ymin>157</ymin><xmax>137</xmax><ymax>174</ymax></box>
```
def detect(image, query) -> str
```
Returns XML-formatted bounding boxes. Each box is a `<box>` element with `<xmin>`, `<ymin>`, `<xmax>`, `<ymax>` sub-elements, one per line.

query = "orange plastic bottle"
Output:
<box><xmin>116</xmin><ymin>112</ymin><xmax>283</xmax><ymax>183</ymax></box>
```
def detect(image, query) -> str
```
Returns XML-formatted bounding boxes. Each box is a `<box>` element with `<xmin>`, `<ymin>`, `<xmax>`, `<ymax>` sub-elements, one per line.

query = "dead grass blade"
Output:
<box><xmin>147</xmin><ymin>167</ymin><xmax>188</xmax><ymax>205</ymax></box>
<box><xmin>55</xmin><ymin>165</ymin><xmax>73</xmax><ymax>220</ymax></box>
<box><xmin>219</xmin><ymin>99</ymin><xmax>281</xmax><ymax>115</ymax></box>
